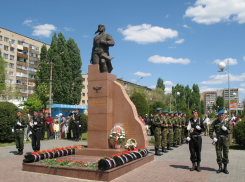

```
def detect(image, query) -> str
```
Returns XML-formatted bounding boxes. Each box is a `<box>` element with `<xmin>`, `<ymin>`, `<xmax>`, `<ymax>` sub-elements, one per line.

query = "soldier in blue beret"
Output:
<box><xmin>153</xmin><ymin>108</ymin><xmax>163</xmax><ymax>156</ymax></box>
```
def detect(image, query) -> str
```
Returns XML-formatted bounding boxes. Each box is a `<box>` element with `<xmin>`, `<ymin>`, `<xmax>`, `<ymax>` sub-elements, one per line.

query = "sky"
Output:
<box><xmin>1</xmin><ymin>0</ymin><xmax>245</xmax><ymax>102</ymax></box>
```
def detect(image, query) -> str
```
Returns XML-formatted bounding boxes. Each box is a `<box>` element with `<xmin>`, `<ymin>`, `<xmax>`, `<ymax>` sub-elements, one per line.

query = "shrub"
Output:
<box><xmin>234</xmin><ymin>120</ymin><xmax>245</xmax><ymax>147</ymax></box>
<box><xmin>149</xmin><ymin>101</ymin><xmax>166</xmax><ymax>115</ymax></box>
<box><xmin>0</xmin><ymin>102</ymin><xmax>18</xmax><ymax>142</ymax></box>
<box><xmin>130</xmin><ymin>93</ymin><xmax>149</xmax><ymax>117</ymax></box>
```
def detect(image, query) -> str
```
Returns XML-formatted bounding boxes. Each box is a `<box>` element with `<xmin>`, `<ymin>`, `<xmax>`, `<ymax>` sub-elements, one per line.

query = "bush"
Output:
<box><xmin>0</xmin><ymin>102</ymin><xmax>18</xmax><ymax>142</ymax></box>
<box><xmin>130</xmin><ymin>93</ymin><xmax>149</xmax><ymax>117</ymax></box>
<box><xmin>149</xmin><ymin>101</ymin><xmax>166</xmax><ymax>115</ymax></box>
<box><xmin>234</xmin><ymin>120</ymin><xmax>245</xmax><ymax>147</ymax></box>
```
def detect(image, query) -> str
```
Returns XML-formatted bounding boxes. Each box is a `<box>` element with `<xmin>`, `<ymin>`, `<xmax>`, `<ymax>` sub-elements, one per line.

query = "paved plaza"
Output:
<box><xmin>0</xmin><ymin>136</ymin><xmax>244</xmax><ymax>182</ymax></box>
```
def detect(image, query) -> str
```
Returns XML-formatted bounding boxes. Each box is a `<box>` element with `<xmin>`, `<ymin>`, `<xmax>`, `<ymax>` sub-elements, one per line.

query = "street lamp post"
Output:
<box><xmin>48</xmin><ymin>52</ymin><xmax>64</xmax><ymax>114</ymax></box>
<box><xmin>218</xmin><ymin>61</ymin><xmax>231</xmax><ymax>117</ymax></box>
<box><xmin>175</xmin><ymin>91</ymin><xmax>180</xmax><ymax>111</ymax></box>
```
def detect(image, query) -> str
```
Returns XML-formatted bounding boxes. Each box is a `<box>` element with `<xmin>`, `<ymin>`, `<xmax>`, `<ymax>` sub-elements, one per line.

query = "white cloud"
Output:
<box><xmin>23</xmin><ymin>19</ymin><xmax>32</xmax><ymax>26</ymax></box>
<box><xmin>199</xmin><ymin>86</ymin><xmax>222</xmax><ymax>93</ymax></box>
<box><xmin>239</xmin><ymin>88</ymin><xmax>245</xmax><ymax>93</ymax></box>
<box><xmin>201</xmin><ymin>73</ymin><xmax>245</xmax><ymax>85</ymax></box>
<box><xmin>149</xmin><ymin>85</ymin><xmax>156</xmax><ymax>89</ymax></box>
<box><xmin>131</xmin><ymin>79</ymin><xmax>136</xmax><ymax>82</ymax></box>
<box><xmin>213</xmin><ymin>58</ymin><xmax>238</xmax><ymax>65</ymax></box>
<box><xmin>168</xmin><ymin>46</ymin><xmax>176</xmax><ymax>49</ymax></box>
<box><xmin>82</xmin><ymin>34</ymin><xmax>89</xmax><ymax>38</ymax></box>
<box><xmin>32</xmin><ymin>24</ymin><xmax>57</xmax><ymax>37</ymax></box>
<box><xmin>148</xmin><ymin>55</ymin><xmax>191</xmax><ymax>65</ymax></box>
<box><xmin>183</xmin><ymin>24</ymin><xmax>191</xmax><ymax>29</ymax></box>
<box><xmin>64</xmin><ymin>27</ymin><xmax>74</xmax><ymax>31</ymax></box>
<box><xmin>243</xmin><ymin>56</ymin><xmax>245</xmax><ymax>61</ymax></box>
<box><xmin>240</xmin><ymin>82</ymin><xmax>245</xmax><ymax>87</ymax></box>
<box><xmin>165</xmin><ymin>87</ymin><xmax>172</xmax><ymax>93</ymax></box>
<box><xmin>175</xmin><ymin>39</ymin><xmax>185</xmax><ymax>44</ymax></box>
<box><xmin>164</xmin><ymin>81</ymin><xmax>175</xmax><ymax>86</ymax></box>
<box><xmin>165</xmin><ymin>15</ymin><xmax>169</xmax><ymax>18</ymax></box>
<box><xmin>185</xmin><ymin>2</ymin><xmax>191</xmax><ymax>4</ymax></box>
<box><xmin>133</xmin><ymin>71</ymin><xmax>152</xmax><ymax>77</ymax></box>
<box><xmin>184</xmin><ymin>0</ymin><xmax>245</xmax><ymax>25</ymax></box>
<box><xmin>118</xmin><ymin>24</ymin><xmax>178</xmax><ymax>44</ymax></box>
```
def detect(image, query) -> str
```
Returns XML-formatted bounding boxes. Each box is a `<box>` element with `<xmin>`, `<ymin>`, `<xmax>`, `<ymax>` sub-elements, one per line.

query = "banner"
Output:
<box><xmin>230</xmin><ymin>103</ymin><xmax>244</xmax><ymax>110</ymax></box>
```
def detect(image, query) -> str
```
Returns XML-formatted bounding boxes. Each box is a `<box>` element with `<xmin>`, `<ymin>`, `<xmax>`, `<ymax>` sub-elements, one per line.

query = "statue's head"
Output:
<box><xmin>95</xmin><ymin>24</ymin><xmax>106</xmax><ymax>34</ymax></box>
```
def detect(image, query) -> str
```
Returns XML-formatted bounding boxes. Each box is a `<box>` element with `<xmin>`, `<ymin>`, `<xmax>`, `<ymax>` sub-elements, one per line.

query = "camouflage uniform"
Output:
<box><xmin>153</xmin><ymin>114</ymin><xmax>163</xmax><ymax>151</ymax></box>
<box><xmin>209</xmin><ymin>119</ymin><xmax>231</xmax><ymax>165</ymax></box>
<box><xmin>167</xmin><ymin>116</ymin><xmax>173</xmax><ymax>148</ymax></box>
<box><xmin>178</xmin><ymin>116</ymin><xmax>182</xmax><ymax>144</ymax></box>
<box><xmin>181</xmin><ymin>117</ymin><xmax>187</xmax><ymax>143</ymax></box>
<box><xmin>172</xmin><ymin>116</ymin><xmax>179</xmax><ymax>146</ymax></box>
<box><xmin>161</xmin><ymin>116</ymin><xmax>168</xmax><ymax>149</ymax></box>
<box><xmin>14</xmin><ymin>116</ymin><xmax>27</xmax><ymax>151</ymax></box>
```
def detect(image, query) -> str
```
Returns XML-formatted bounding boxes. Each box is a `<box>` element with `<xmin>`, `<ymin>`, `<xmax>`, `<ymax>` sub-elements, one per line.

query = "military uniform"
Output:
<box><xmin>209</xmin><ymin>110</ymin><xmax>231</xmax><ymax>174</ymax></box>
<box><xmin>24</xmin><ymin>113</ymin><xmax>32</xmax><ymax>141</ymax></box>
<box><xmin>172</xmin><ymin>113</ymin><xmax>180</xmax><ymax>147</ymax></box>
<box><xmin>153</xmin><ymin>108</ymin><xmax>163</xmax><ymax>156</ymax></box>
<box><xmin>181</xmin><ymin>114</ymin><xmax>187</xmax><ymax>143</ymax></box>
<box><xmin>40</xmin><ymin>115</ymin><xmax>46</xmax><ymax>140</ymax></box>
<box><xmin>167</xmin><ymin>114</ymin><xmax>173</xmax><ymax>150</ymax></box>
<box><xmin>13</xmin><ymin>111</ymin><xmax>27</xmax><ymax>155</ymax></box>
<box><xmin>161</xmin><ymin>111</ymin><xmax>169</xmax><ymax>153</ymax></box>
<box><xmin>32</xmin><ymin>116</ymin><xmax>42</xmax><ymax>151</ymax></box>
<box><xmin>74</xmin><ymin>112</ymin><xmax>82</xmax><ymax>141</ymax></box>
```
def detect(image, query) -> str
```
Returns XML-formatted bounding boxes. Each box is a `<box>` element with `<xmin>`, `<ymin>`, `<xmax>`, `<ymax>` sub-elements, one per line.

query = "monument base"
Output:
<box><xmin>22</xmin><ymin>154</ymin><xmax>154</xmax><ymax>181</ymax></box>
<box><xmin>75</xmin><ymin>148</ymin><xmax>126</xmax><ymax>156</ymax></box>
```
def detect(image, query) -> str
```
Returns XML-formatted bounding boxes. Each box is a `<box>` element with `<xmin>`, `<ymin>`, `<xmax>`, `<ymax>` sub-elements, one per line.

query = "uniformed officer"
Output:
<box><xmin>39</xmin><ymin>112</ymin><xmax>46</xmax><ymax>140</ymax></box>
<box><xmin>161</xmin><ymin>110</ymin><xmax>169</xmax><ymax>153</ymax></box>
<box><xmin>12</xmin><ymin>110</ymin><xmax>27</xmax><ymax>155</ymax></box>
<box><xmin>24</xmin><ymin>108</ymin><xmax>32</xmax><ymax>142</ymax></box>
<box><xmin>186</xmin><ymin>110</ymin><xmax>204</xmax><ymax>172</ymax></box>
<box><xmin>209</xmin><ymin>110</ymin><xmax>231</xmax><ymax>174</ymax></box>
<box><xmin>182</xmin><ymin>112</ymin><xmax>187</xmax><ymax>144</ymax></box>
<box><xmin>178</xmin><ymin>111</ymin><xmax>182</xmax><ymax>145</ymax></box>
<box><xmin>153</xmin><ymin>108</ymin><xmax>163</xmax><ymax>156</ymax></box>
<box><xmin>172</xmin><ymin>112</ymin><xmax>179</xmax><ymax>147</ymax></box>
<box><xmin>167</xmin><ymin>111</ymin><xmax>173</xmax><ymax>150</ymax></box>
<box><xmin>31</xmin><ymin>111</ymin><xmax>42</xmax><ymax>151</ymax></box>
<box><xmin>73</xmin><ymin>109</ymin><xmax>82</xmax><ymax>141</ymax></box>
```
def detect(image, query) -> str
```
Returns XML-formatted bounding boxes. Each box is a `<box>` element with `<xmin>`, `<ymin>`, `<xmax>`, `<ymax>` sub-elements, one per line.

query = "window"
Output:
<box><xmin>28</xmin><ymin>90</ymin><xmax>35</xmax><ymax>94</ymax></box>
<box><xmin>29</xmin><ymin>67</ymin><xmax>35</xmax><ymax>72</ymax></box>
<box><xmin>82</xmin><ymin>93</ymin><xmax>85</xmax><ymax>96</ymax></box>
<box><xmin>82</xmin><ymin>85</ymin><xmax>85</xmax><ymax>89</ymax></box>
<box><xmin>10</xmin><ymin>55</ymin><xmax>14</xmax><ymax>60</ymax></box>
<box><xmin>20</xmin><ymin>89</ymin><xmax>27</xmax><ymax>93</ymax></box>
<box><xmin>4</xmin><ymin>53</ymin><xmax>8</xmax><ymax>59</ymax></box>
<box><xmin>23</xmin><ymin>51</ymin><xmax>28</xmax><ymax>55</ymax></box>
<box><xmin>10</xmin><ymin>39</ymin><xmax>15</xmax><ymax>45</ymax></box>
<box><xmin>82</xmin><ymin>100</ymin><xmax>85</xmax><ymax>104</ymax></box>
<box><xmin>16</xmin><ymin>72</ymin><xmax>21</xmax><ymax>76</ymax></box>
<box><xmin>29</xmin><ymin>52</ymin><xmax>36</xmax><ymax>57</ymax></box>
<box><xmin>0</xmin><ymin>35</ymin><xmax>2</xmax><ymax>41</ymax></box>
<box><xmin>0</xmin><ymin>44</ymin><xmax>2</xmax><ymax>49</ymax></box>
<box><xmin>17</xmin><ymin>49</ymin><xmax>23</xmax><ymax>54</ymax></box>
<box><xmin>8</xmin><ymin>96</ymin><xmax>13</xmax><ymax>100</ymax></box>
<box><xmin>16</xmin><ymin>80</ymin><xmax>22</xmax><ymax>85</ymax></box>
<box><xmin>17</xmin><ymin>64</ymin><xmax>22</xmax><ymax>69</ymax></box>
<box><xmin>18</xmin><ymin>41</ymin><xmax>23</xmax><ymax>45</ymax></box>
<box><xmin>23</xmin><ymin>43</ymin><xmax>29</xmax><ymax>47</ymax></box>
<box><xmin>1</xmin><ymin>95</ymin><xmax>6</xmax><ymax>100</ymax></box>
<box><xmin>21</xmin><ymin>96</ymin><xmax>27</xmax><ymax>101</ymax></box>
<box><xmin>22</xmin><ymin>66</ymin><xmax>28</xmax><ymax>70</ymax></box>
<box><xmin>4</xmin><ymin>37</ymin><xmax>9</xmax><ymax>42</ymax></box>
<box><xmin>17</xmin><ymin>57</ymin><xmax>27</xmax><ymax>62</ymax></box>
<box><xmin>29</xmin><ymin>60</ymin><xmax>38</xmax><ymax>65</ymax></box>
<box><xmin>29</xmin><ymin>74</ymin><xmax>35</xmax><ymax>79</ymax></box>
<box><xmin>9</xmin><ymin>71</ymin><xmax>14</xmax><ymax>76</ymax></box>
<box><xmin>10</xmin><ymin>47</ymin><xmax>14</xmax><ymax>52</ymax></box>
<box><xmin>4</xmin><ymin>45</ymin><xmax>8</xmax><ymax>51</ymax></box>
<box><xmin>9</xmin><ymin>79</ymin><xmax>14</xmax><ymax>84</ymax></box>
<box><xmin>28</xmin><ymin>82</ymin><xmax>35</xmax><ymax>87</ymax></box>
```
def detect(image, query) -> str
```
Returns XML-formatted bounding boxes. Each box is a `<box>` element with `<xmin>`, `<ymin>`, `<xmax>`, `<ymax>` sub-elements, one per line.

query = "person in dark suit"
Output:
<box><xmin>73</xmin><ymin>109</ymin><xmax>82</xmax><ymax>141</ymax></box>
<box><xmin>31</xmin><ymin>111</ymin><xmax>42</xmax><ymax>151</ymax></box>
<box><xmin>39</xmin><ymin>112</ymin><xmax>46</xmax><ymax>140</ymax></box>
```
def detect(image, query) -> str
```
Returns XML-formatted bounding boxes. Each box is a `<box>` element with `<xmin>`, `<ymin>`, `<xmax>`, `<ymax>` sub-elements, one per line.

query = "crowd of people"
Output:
<box><xmin>12</xmin><ymin>109</ymin><xmax>83</xmax><ymax>155</ymax></box>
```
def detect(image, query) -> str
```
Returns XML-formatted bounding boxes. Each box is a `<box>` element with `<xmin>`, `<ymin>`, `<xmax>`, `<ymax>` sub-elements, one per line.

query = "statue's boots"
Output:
<box><xmin>223</xmin><ymin>164</ymin><xmax>229</xmax><ymax>174</ymax></box>
<box><xmin>216</xmin><ymin>164</ymin><xmax>222</xmax><ymax>173</ymax></box>
<box><xmin>190</xmin><ymin>162</ymin><xmax>196</xmax><ymax>171</ymax></box>
<box><xmin>196</xmin><ymin>162</ymin><xmax>201</xmax><ymax>172</ymax></box>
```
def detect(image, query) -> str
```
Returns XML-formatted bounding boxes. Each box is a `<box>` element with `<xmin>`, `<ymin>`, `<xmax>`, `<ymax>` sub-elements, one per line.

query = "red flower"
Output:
<box><xmin>69</xmin><ymin>146</ymin><xmax>72</xmax><ymax>149</ymax></box>
<box><xmin>57</xmin><ymin>160</ymin><xmax>63</xmax><ymax>162</ymax></box>
<box><xmin>32</xmin><ymin>152</ymin><xmax>37</xmax><ymax>155</ymax></box>
<box><xmin>65</xmin><ymin>147</ymin><xmax>69</xmax><ymax>150</ymax></box>
<box><xmin>37</xmin><ymin>151</ymin><xmax>42</xmax><ymax>154</ymax></box>
<box><xmin>42</xmin><ymin>150</ymin><xmax>46</xmax><ymax>153</ymax></box>
<box><xmin>96</xmin><ymin>163</ymin><xmax>98</xmax><ymax>165</ymax></box>
<box><xmin>74</xmin><ymin>145</ymin><xmax>78</xmax><ymax>148</ymax></box>
<box><xmin>47</xmin><ymin>150</ymin><xmax>51</xmax><ymax>153</ymax></box>
<box><xmin>141</xmin><ymin>147</ymin><xmax>146</xmax><ymax>149</ymax></box>
<box><xmin>52</xmin><ymin>149</ymin><xmax>56</xmax><ymax>152</ymax></box>
<box><xmin>56</xmin><ymin>148</ymin><xmax>60</xmax><ymax>151</ymax></box>
<box><xmin>122</xmin><ymin>152</ymin><xmax>128</xmax><ymax>155</ymax></box>
<box><xmin>61</xmin><ymin>147</ymin><xmax>65</xmax><ymax>150</ymax></box>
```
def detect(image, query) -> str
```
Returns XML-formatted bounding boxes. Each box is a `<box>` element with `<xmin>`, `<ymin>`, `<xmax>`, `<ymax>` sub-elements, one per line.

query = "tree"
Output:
<box><xmin>156</xmin><ymin>78</ymin><xmax>165</xmax><ymax>92</ymax></box>
<box><xmin>185</xmin><ymin>85</ymin><xmax>192</xmax><ymax>109</ymax></box>
<box><xmin>66</xmin><ymin>38</ymin><xmax>83</xmax><ymax>105</ymax></box>
<box><xmin>1</xmin><ymin>85</ymin><xmax>21</xmax><ymax>100</ymax></box>
<box><xmin>23</xmin><ymin>94</ymin><xmax>43</xmax><ymax>113</ymax></box>
<box><xmin>200</xmin><ymin>100</ymin><xmax>205</xmax><ymax>115</ymax></box>
<box><xmin>130</xmin><ymin>92</ymin><xmax>149</xmax><ymax>117</ymax></box>
<box><xmin>35</xmin><ymin>83</ymin><xmax>49</xmax><ymax>109</ymax></box>
<box><xmin>0</xmin><ymin>53</ymin><xmax>6</xmax><ymax>94</ymax></box>
<box><xmin>190</xmin><ymin>84</ymin><xmax>200</xmax><ymax>112</ymax></box>
<box><xmin>179</xmin><ymin>107</ymin><xmax>192</xmax><ymax>119</ymax></box>
<box><xmin>172</xmin><ymin>84</ymin><xmax>186</xmax><ymax>111</ymax></box>
<box><xmin>146</xmin><ymin>88</ymin><xmax>164</xmax><ymax>105</ymax></box>
<box><xmin>216</xmin><ymin>96</ymin><xmax>224</xmax><ymax>111</ymax></box>
<box><xmin>149</xmin><ymin>101</ymin><xmax>166</xmax><ymax>115</ymax></box>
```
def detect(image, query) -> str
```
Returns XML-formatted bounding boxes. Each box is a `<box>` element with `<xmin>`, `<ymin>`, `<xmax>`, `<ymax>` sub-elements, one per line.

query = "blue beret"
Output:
<box><xmin>169</xmin><ymin>111</ymin><xmax>173</xmax><ymax>114</ymax></box>
<box><xmin>178</xmin><ymin>111</ymin><xmax>182</xmax><ymax>114</ymax></box>
<box><xmin>218</xmin><ymin>110</ymin><xmax>224</xmax><ymax>115</ymax></box>
<box><xmin>156</xmin><ymin>108</ymin><xmax>162</xmax><ymax>111</ymax></box>
<box><xmin>182</xmin><ymin>112</ymin><xmax>186</xmax><ymax>114</ymax></box>
<box><xmin>174</xmin><ymin>112</ymin><xmax>177</xmax><ymax>114</ymax></box>
<box><xmin>163</xmin><ymin>110</ymin><xmax>168</xmax><ymax>113</ymax></box>
<box><xmin>17</xmin><ymin>110</ymin><xmax>22</xmax><ymax>113</ymax></box>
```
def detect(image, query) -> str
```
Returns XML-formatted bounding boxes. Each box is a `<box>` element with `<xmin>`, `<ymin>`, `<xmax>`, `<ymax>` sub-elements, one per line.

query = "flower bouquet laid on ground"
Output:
<box><xmin>108</xmin><ymin>123</ymin><xmax>125</xmax><ymax>149</ymax></box>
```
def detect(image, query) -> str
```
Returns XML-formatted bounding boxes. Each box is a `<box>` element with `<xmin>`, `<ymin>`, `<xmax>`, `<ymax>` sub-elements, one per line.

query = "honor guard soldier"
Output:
<box><xmin>31</xmin><ymin>111</ymin><xmax>42</xmax><ymax>151</ymax></box>
<box><xmin>74</xmin><ymin>109</ymin><xmax>82</xmax><ymax>141</ymax></box>
<box><xmin>153</xmin><ymin>108</ymin><xmax>163</xmax><ymax>156</ymax></box>
<box><xmin>178</xmin><ymin>111</ymin><xmax>182</xmax><ymax>145</ymax></box>
<box><xmin>40</xmin><ymin>112</ymin><xmax>46</xmax><ymax>140</ymax></box>
<box><xmin>209</xmin><ymin>110</ymin><xmax>231</xmax><ymax>174</ymax></box>
<box><xmin>186</xmin><ymin>110</ymin><xmax>204</xmax><ymax>172</ymax></box>
<box><xmin>12</xmin><ymin>110</ymin><xmax>27</xmax><ymax>155</ymax></box>
<box><xmin>172</xmin><ymin>112</ymin><xmax>179</xmax><ymax>147</ymax></box>
<box><xmin>167</xmin><ymin>111</ymin><xmax>173</xmax><ymax>150</ymax></box>
<box><xmin>182</xmin><ymin>112</ymin><xmax>187</xmax><ymax>144</ymax></box>
<box><xmin>161</xmin><ymin>110</ymin><xmax>169</xmax><ymax>153</ymax></box>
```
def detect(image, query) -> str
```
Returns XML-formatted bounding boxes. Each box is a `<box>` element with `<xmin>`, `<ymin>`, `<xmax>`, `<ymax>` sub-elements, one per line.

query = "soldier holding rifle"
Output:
<box><xmin>153</xmin><ymin>108</ymin><xmax>163</xmax><ymax>156</ymax></box>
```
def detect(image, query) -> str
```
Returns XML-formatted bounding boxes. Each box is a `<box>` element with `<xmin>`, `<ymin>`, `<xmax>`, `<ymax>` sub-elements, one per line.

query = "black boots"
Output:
<box><xmin>173</xmin><ymin>143</ymin><xmax>179</xmax><ymax>148</ymax></box>
<box><xmin>16</xmin><ymin>149</ymin><xmax>20</xmax><ymax>155</ymax></box>
<box><xmin>19</xmin><ymin>149</ymin><xmax>23</xmax><ymax>155</ymax></box>
<box><xmin>155</xmin><ymin>148</ymin><xmax>162</xmax><ymax>156</ymax></box>
<box><xmin>190</xmin><ymin>162</ymin><xmax>196</xmax><ymax>171</ymax></box>
<box><xmin>162</xmin><ymin>147</ymin><xmax>168</xmax><ymax>153</ymax></box>
<box><xmin>216</xmin><ymin>163</ymin><xmax>222</xmax><ymax>173</ymax></box>
<box><xmin>196</xmin><ymin>162</ymin><xmax>201</xmax><ymax>172</ymax></box>
<box><xmin>223</xmin><ymin>164</ymin><xmax>229</xmax><ymax>174</ymax></box>
<box><xmin>167</xmin><ymin>144</ymin><xmax>173</xmax><ymax>150</ymax></box>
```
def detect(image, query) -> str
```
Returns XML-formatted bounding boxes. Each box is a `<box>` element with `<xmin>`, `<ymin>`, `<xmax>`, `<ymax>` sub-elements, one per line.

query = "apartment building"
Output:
<box><xmin>0</xmin><ymin>27</ymin><xmax>50</xmax><ymax>101</ymax></box>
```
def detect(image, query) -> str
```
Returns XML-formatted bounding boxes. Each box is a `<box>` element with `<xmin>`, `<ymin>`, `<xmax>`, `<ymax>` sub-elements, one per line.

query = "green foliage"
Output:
<box><xmin>234</xmin><ymin>120</ymin><xmax>245</xmax><ymax>147</ymax></box>
<box><xmin>81</xmin><ymin>114</ymin><xmax>88</xmax><ymax>134</ymax></box>
<box><xmin>130</xmin><ymin>92</ymin><xmax>149</xmax><ymax>117</ymax></box>
<box><xmin>172</xmin><ymin>84</ymin><xmax>186</xmax><ymax>111</ymax></box>
<box><xmin>185</xmin><ymin>85</ymin><xmax>192</xmax><ymax>109</ymax></box>
<box><xmin>149</xmin><ymin>101</ymin><xmax>166</xmax><ymax>115</ymax></box>
<box><xmin>156</xmin><ymin>78</ymin><xmax>165</xmax><ymax>92</ymax></box>
<box><xmin>147</xmin><ymin>88</ymin><xmax>164</xmax><ymax>104</ymax></box>
<box><xmin>23</xmin><ymin>94</ymin><xmax>43</xmax><ymax>113</ymax></box>
<box><xmin>35</xmin><ymin>83</ymin><xmax>49</xmax><ymax>109</ymax></box>
<box><xmin>1</xmin><ymin>85</ymin><xmax>21</xmax><ymax>100</ymax></box>
<box><xmin>200</xmin><ymin>100</ymin><xmax>205</xmax><ymax>115</ymax></box>
<box><xmin>179</xmin><ymin>107</ymin><xmax>192</xmax><ymax>119</ymax></box>
<box><xmin>0</xmin><ymin>54</ymin><xmax>6</xmax><ymax>94</ymax></box>
<box><xmin>0</xmin><ymin>102</ymin><xmax>18</xmax><ymax>142</ymax></box>
<box><xmin>216</xmin><ymin>96</ymin><xmax>224</xmax><ymax>111</ymax></box>
<box><xmin>190</xmin><ymin>84</ymin><xmax>200</xmax><ymax>112</ymax></box>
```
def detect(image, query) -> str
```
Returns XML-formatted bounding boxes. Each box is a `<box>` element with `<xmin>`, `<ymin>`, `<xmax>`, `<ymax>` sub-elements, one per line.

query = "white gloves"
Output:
<box><xmin>17</xmin><ymin>122</ymin><xmax>21</xmax><ymax>126</ymax></box>
<box><xmin>29</xmin><ymin>122</ymin><xmax>33</xmax><ymax>127</ymax></box>
<box><xmin>213</xmin><ymin>138</ymin><xmax>218</xmax><ymax>142</ymax></box>
<box><xmin>187</xmin><ymin>137</ymin><xmax>191</xmax><ymax>141</ymax></box>
<box><xmin>196</xmin><ymin>125</ymin><xmax>201</xmax><ymax>130</ymax></box>
<box><xmin>34</xmin><ymin>122</ymin><xmax>37</xmax><ymax>125</ymax></box>
<box><xmin>79</xmin><ymin>125</ymin><xmax>81</xmax><ymax>127</ymax></box>
<box><xmin>29</xmin><ymin>131</ymin><xmax>32</xmax><ymax>135</ymax></box>
<box><xmin>222</xmin><ymin>125</ymin><xmax>227</xmax><ymax>131</ymax></box>
<box><xmin>12</xmin><ymin>129</ymin><xmax>14</xmax><ymax>133</ymax></box>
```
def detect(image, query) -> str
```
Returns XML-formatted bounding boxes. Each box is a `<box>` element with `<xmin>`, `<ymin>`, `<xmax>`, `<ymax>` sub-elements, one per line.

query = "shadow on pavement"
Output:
<box><xmin>9</xmin><ymin>151</ymin><xmax>18</xmax><ymax>155</ymax></box>
<box><xmin>170</xmin><ymin>165</ymin><xmax>216</xmax><ymax>172</ymax></box>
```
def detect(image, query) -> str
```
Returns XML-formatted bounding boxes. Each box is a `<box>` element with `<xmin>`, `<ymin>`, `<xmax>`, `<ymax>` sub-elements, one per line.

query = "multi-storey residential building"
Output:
<box><xmin>0</xmin><ymin>27</ymin><xmax>50</xmax><ymax>101</ymax></box>
<box><xmin>203</xmin><ymin>91</ymin><xmax>217</xmax><ymax>113</ymax></box>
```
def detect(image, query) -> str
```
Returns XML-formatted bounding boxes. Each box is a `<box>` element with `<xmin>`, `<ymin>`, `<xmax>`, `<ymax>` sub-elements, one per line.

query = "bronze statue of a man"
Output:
<box><xmin>90</xmin><ymin>24</ymin><xmax>115</xmax><ymax>73</ymax></box>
